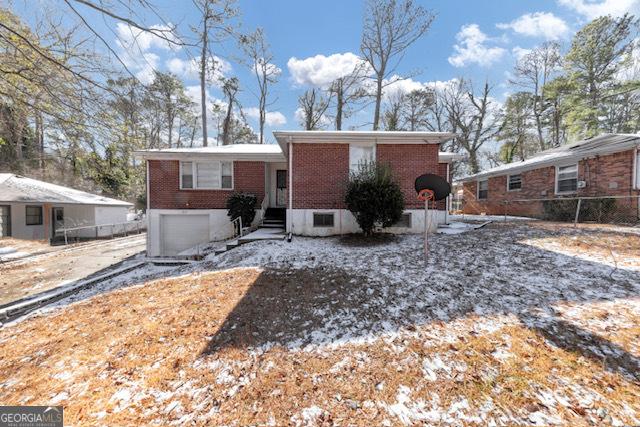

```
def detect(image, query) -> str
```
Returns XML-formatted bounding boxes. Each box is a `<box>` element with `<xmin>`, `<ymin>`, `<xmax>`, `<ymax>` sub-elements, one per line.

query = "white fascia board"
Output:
<box><xmin>134</xmin><ymin>151</ymin><xmax>286</xmax><ymax>162</ymax></box>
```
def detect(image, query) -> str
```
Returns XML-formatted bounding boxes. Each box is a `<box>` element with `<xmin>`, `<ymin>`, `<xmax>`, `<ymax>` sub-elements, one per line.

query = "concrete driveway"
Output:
<box><xmin>0</xmin><ymin>234</ymin><xmax>146</xmax><ymax>306</ymax></box>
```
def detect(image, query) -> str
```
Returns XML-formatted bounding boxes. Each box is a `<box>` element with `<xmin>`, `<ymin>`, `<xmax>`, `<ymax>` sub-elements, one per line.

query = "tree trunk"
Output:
<box><xmin>468</xmin><ymin>150</ymin><xmax>480</xmax><ymax>174</ymax></box>
<box><xmin>373</xmin><ymin>76</ymin><xmax>383</xmax><ymax>130</ymax></box>
<box><xmin>200</xmin><ymin>17</ymin><xmax>209</xmax><ymax>147</ymax></box>
<box><xmin>335</xmin><ymin>86</ymin><xmax>343</xmax><ymax>130</ymax></box>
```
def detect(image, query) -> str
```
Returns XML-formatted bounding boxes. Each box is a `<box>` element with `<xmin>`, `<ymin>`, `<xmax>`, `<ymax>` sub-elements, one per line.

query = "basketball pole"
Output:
<box><xmin>424</xmin><ymin>197</ymin><xmax>429</xmax><ymax>261</ymax></box>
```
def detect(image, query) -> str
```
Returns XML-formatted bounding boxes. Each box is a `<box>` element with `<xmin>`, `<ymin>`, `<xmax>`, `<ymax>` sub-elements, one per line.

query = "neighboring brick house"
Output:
<box><xmin>137</xmin><ymin>131</ymin><xmax>458</xmax><ymax>256</ymax></box>
<box><xmin>458</xmin><ymin>134</ymin><xmax>640</xmax><ymax>218</ymax></box>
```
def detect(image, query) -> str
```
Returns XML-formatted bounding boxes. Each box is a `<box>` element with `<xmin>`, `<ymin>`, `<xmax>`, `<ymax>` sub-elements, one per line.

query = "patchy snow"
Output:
<box><xmin>2</xmin><ymin>222</ymin><xmax>639</xmax><ymax>425</ymax></box>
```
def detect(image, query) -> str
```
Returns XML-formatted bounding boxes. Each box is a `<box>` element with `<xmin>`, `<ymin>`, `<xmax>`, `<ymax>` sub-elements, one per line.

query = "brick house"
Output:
<box><xmin>458</xmin><ymin>134</ymin><xmax>640</xmax><ymax>218</ymax></box>
<box><xmin>136</xmin><ymin>131</ymin><xmax>457</xmax><ymax>257</ymax></box>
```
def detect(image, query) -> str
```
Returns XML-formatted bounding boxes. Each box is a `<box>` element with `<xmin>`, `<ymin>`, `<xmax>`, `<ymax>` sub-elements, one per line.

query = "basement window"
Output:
<box><xmin>26</xmin><ymin>205</ymin><xmax>43</xmax><ymax>226</ymax></box>
<box><xmin>313</xmin><ymin>213</ymin><xmax>334</xmax><ymax>227</ymax></box>
<box><xmin>393</xmin><ymin>213</ymin><xmax>412</xmax><ymax>228</ymax></box>
<box><xmin>507</xmin><ymin>174</ymin><xmax>522</xmax><ymax>191</ymax></box>
<box><xmin>477</xmin><ymin>179</ymin><xmax>488</xmax><ymax>200</ymax></box>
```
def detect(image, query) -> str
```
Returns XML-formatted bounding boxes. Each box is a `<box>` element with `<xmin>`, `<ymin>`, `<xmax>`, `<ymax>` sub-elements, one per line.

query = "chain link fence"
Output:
<box><xmin>501</xmin><ymin>195</ymin><xmax>640</xmax><ymax>227</ymax></box>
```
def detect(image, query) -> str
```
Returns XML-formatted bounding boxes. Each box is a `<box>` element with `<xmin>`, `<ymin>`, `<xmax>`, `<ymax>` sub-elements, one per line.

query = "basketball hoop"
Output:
<box><xmin>414</xmin><ymin>174</ymin><xmax>452</xmax><ymax>263</ymax></box>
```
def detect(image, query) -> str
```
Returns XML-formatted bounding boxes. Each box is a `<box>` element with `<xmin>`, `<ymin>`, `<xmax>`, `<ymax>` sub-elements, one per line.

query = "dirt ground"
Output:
<box><xmin>0</xmin><ymin>234</ymin><xmax>146</xmax><ymax>306</ymax></box>
<box><xmin>0</xmin><ymin>224</ymin><xmax>638</xmax><ymax>425</ymax></box>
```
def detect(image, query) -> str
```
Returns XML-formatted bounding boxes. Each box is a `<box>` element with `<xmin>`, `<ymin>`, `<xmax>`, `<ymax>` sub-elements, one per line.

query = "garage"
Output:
<box><xmin>160</xmin><ymin>214</ymin><xmax>209</xmax><ymax>256</ymax></box>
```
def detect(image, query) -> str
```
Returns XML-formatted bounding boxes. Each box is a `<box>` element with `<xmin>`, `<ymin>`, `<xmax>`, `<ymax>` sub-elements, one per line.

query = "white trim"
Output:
<box><xmin>477</xmin><ymin>179</ymin><xmax>488</xmax><ymax>200</ymax></box>
<box><xmin>555</xmin><ymin>163</ymin><xmax>579</xmax><ymax>195</ymax></box>
<box><xmin>312</xmin><ymin>212</ymin><xmax>335</xmax><ymax>228</ymax></box>
<box><xmin>506</xmin><ymin>173</ymin><xmax>522</xmax><ymax>192</ymax></box>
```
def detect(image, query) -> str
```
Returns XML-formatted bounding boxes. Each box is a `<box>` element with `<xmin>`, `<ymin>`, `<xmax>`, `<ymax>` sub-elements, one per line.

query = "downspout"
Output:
<box><xmin>288</xmin><ymin>138</ymin><xmax>293</xmax><ymax>234</ymax></box>
<box><xmin>146</xmin><ymin>159</ymin><xmax>150</xmax><ymax>255</ymax></box>
<box><xmin>445</xmin><ymin>162</ymin><xmax>450</xmax><ymax>224</ymax></box>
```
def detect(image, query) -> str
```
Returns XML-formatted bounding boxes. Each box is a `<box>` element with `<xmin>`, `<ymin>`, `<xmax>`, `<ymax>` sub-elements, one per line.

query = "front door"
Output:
<box><xmin>0</xmin><ymin>205</ymin><xmax>10</xmax><ymax>237</ymax></box>
<box><xmin>52</xmin><ymin>207</ymin><xmax>64</xmax><ymax>238</ymax></box>
<box><xmin>276</xmin><ymin>170</ymin><xmax>287</xmax><ymax>207</ymax></box>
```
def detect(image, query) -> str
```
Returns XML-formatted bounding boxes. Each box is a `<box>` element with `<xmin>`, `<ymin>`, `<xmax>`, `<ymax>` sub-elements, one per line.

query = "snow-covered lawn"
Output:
<box><xmin>0</xmin><ymin>223</ymin><xmax>639</xmax><ymax>426</ymax></box>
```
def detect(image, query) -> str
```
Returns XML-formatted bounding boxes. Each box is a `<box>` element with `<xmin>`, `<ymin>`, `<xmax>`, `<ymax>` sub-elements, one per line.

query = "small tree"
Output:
<box><xmin>226</xmin><ymin>192</ymin><xmax>257</xmax><ymax>232</ymax></box>
<box><xmin>344</xmin><ymin>162</ymin><xmax>404</xmax><ymax>235</ymax></box>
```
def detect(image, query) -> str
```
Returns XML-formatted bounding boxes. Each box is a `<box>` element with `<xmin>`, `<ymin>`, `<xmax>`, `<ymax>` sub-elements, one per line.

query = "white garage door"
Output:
<box><xmin>161</xmin><ymin>214</ymin><xmax>209</xmax><ymax>256</ymax></box>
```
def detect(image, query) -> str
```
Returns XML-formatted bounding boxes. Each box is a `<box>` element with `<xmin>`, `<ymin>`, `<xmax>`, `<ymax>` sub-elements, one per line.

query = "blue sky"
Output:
<box><xmin>24</xmin><ymin>0</ymin><xmax>640</xmax><ymax>143</ymax></box>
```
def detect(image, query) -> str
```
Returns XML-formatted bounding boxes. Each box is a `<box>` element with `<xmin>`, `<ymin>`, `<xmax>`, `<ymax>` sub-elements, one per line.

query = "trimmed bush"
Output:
<box><xmin>226</xmin><ymin>193</ymin><xmax>257</xmax><ymax>231</ymax></box>
<box><xmin>344</xmin><ymin>162</ymin><xmax>404</xmax><ymax>235</ymax></box>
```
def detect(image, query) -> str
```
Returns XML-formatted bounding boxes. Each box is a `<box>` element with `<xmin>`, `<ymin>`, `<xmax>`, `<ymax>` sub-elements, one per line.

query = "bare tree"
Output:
<box><xmin>441</xmin><ymin>79</ymin><xmax>501</xmax><ymax>174</ymax></box>
<box><xmin>360</xmin><ymin>0</ymin><xmax>434</xmax><ymax>130</ymax></box>
<box><xmin>401</xmin><ymin>88</ymin><xmax>434</xmax><ymax>130</ymax></box>
<box><xmin>194</xmin><ymin>0</ymin><xmax>238</xmax><ymax>146</ymax></box>
<box><xmin>511</xmin><ymin>42</ymin><xmax>562</xmax><ymax>151</ymax></box>
<box><xmin>327</xmin><ymin>62</ymin><xmax>369</xmax><ymax>130</ymax></box>
<box><xmin>240</xmin><ymin>28</ymin><xmax>280</xmax><ymax>143</ymax></box>
<box><xmin>297</xmin><ymin>89</ymin><xmax>330</xmax><ymax>130</ymax></box>
<box><xmin>221</xmin><ymin>77</ymin><xmax>239</xmax><ymax>145</ymax></box>
<box><xmin>382</xmin><ymin>92</ymin><xmax>405</xmax><ymax>130</ymax></box>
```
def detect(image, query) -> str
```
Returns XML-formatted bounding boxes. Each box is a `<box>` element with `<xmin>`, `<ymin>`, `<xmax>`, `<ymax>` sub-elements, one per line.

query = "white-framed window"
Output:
<box><xmin>507</xmin><ymin>174</ymin><xmax>522</xmax><ymax>191</ymax></box>
<box><xmin>180</xmin><ymin>160</ymin><xmax>233</xmax><ymax>190</ymax></box>
<box><xmin>477</xmin><ymin>179</ymin><xmax>488</xmax><ymax>200</ymax></box>
<box><xmin>313</xmin><ymin>212</ymin><xmax>334</xmax><ymax>227</ymax></box>
<box><xmin>349</xmin><ymin>144</ymin><xmax>375</xmax><ymax>173</ymax></box>
<box><xmin>556</xmin><ymin>164</ymin><xmax>578</xmax><ymax>194</ymax></box>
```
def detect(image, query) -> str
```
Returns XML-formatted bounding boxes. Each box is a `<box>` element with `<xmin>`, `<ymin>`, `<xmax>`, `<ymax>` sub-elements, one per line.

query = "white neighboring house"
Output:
<box><xmin>0</xmin><ymin>173</ymin><xmax>132</xmax><ymax>241</ymax></box>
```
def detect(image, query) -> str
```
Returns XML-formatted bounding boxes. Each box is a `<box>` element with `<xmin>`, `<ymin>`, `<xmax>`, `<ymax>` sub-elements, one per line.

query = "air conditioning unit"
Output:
<box><xmin>577</xmin><ymin>180</ymin><xmax>586</xmax><ymax>189</ymax></box>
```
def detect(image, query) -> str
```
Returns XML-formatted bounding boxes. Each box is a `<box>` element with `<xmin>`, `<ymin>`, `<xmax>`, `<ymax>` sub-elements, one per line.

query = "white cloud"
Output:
<box><xmin>558</xmin><ymin>0</ymin><xmax>640</xmax><ymax>19</ymax></box>
<box><xmin>115</xmin><ymin>22</ymin><xmax>180</xmax><ymax>52</ymax></box>
<box><xmin>287</xmin><ymin>52</ymin><xmax>366</xmax><ymax>87</ymax></box>
<box><xmin>448</xmin><ymin>24</ymin><xmax>507</xmax><ymax>68</ymax></box>
<box><xmin>133</xmin><ymin>53</ymin><xmax>159</xmax><ymax>84</ymax></box>
<box><xmin>512</xmin><ymin>46</ymin><xmax>533</xmax><ymax>60</ymax></box>
<box><xmin>383</xmin><ymin>76</ymin><xmax>427</xmax><ymax>99</ymax></box>
<box><xmin>244</xmin><ymin>107</ymin><xmax>287</xmax><ymax>126</ymax></box>
<box><xmin>166</xmin><ymin>56</ymin><xmax>231</xmax><ymax>84</ymax></box>
<box><xmin>497</xmin><ymin>12</ymin><xmax>569</xmax><ymax>40</ymax></box>
<box><xmin>294</xmin><ymin>108</ymin><xmax>331</xmax><ymax>127</ymax></box>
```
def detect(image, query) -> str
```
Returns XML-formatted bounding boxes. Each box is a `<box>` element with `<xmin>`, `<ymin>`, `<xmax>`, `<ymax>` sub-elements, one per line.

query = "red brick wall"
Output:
<box><xmin>148</xmin><ymin>160</ymin><xmax>265</xmax><ymax>209</ymax></box>
<box><xmin>291</xmin><ymin>143</ymin><xmax>349</xmax><ymax>209</ymax></box>
<box><xmin>377</xmin><ymin>144</ymin><xmax>444</xmax><ymax>209</ymax></box>
<box><xmin>462</xmin><ymin>149</ymin><xmax>639</xmax><ymax>216</ymax></box>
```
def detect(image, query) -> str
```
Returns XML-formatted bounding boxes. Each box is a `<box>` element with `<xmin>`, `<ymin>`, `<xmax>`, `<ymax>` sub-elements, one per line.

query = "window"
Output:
<box><xmin>477</xmin><ymin>180</ymin><xmax>488</xmax><ymax>200</ymax></box>
<box><xmin>180</xmin><ymin>161</ymin><xmax>233</xmax><ymax>190</ymax></box>
<box><xmin>221</xmin><ymin>161</ymin><xmax>233</xmax><ymax>189</ymax></box>
<box><xmin>393</xmin><ymin>213</ymin><xmax>412</xmax><ymax>228</ymax></box>
<box><xmin>181</xmin><ymin>161</ymin><xmax>193</xmax><ymax>189</ymax></box>
<box><xmin>349</xmin><ymin>144</ymin><xmax>375</xmax><ymax>173</ymax></box>
<box><xmin>26</xmin><ymin>205</ymin><xmax>43</xmax><ymax>225</ymax></box>
<box><xmin>507</xmin><ymin>174</ymin><xmax>522</xmax><ymax>191</ymax></box>
<box><xmin>313</xmin><ymin>213</ymin><xmax>334</xmax><ymax>227</ymax></box>
<box><xmin>556</xmin><ymin>164</ymin><xmax>578</xmax><ymax>193</ymax></box>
